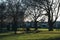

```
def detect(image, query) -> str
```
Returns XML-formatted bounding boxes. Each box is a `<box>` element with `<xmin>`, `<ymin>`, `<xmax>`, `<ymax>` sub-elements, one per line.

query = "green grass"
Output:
<box><xmin>0</xmin><ymin>29</ymin><xmax>60</xmax><ymax>40</ymax></box>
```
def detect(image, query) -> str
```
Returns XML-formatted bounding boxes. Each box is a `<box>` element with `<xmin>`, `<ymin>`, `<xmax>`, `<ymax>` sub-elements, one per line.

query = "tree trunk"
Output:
<box><xmin>0</xmin><ymin>18</ymin><xmax>3</xmax><ymax>32</ymax></box>
<box><xmin>49</xmin><ymin>25</ymin><xmax>53</xmax><ymax>31</ymax></box>
<box><xmin>7</xmin><ymin>26</ymin><xmax>10</xmax><ymax>31</ymax></box>
<box><xmin>0</xmin><ymin>23</ymin><xmax>2</xmax><ymax>32</ymax></box>
<box><xmin>48</xmin><ymin>10</ymin><xmax>54</xmax><ymax>31</ymax></box>
<box><xmin>13</xmin><ymin>15</ymin><xmax>17</xmax><ymax>34</ymax></box>
<box><xmin>48</xmin><ymin>23</ymin><xmax>53</xmax><ymax>31</ymax></box>
<box><xmin>34</xmin><ymin>21</ymin><xmax>38</xmax><ymax>31</ymax></box>
<box><xmin>7</xmin><ymin>23</ymin><xmax>10</xmax><ymax>31</ymax></box>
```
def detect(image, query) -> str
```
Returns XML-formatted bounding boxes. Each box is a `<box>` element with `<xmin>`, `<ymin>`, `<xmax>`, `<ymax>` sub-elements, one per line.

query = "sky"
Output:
<box><xmin>0</xmin><ymin>0</ymin><xmax>60</xmax><ymax>21</ymax></box>
<box><xmin>57</xmin><ymin>17</ymin><xmax>60</xmax><ymax>21</ymax></box>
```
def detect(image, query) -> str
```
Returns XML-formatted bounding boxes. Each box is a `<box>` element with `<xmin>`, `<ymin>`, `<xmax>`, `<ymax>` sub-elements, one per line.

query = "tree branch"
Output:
<box><xmin>53</xmin><ymin>3</ymin><xmax>60</xmax><ymax>24</ymax></box>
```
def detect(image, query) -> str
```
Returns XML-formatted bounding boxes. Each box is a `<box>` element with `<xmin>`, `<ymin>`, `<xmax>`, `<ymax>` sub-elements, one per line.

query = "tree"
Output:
<box><xmin>24</xmin><ymin>0</ymin><xmax>48</xmax><ymax>31</ymax></box>
<box><xmin>0</xmin><ymin>1</ymin><xmax>6</xmax><ymax>32</ymax></box>
<box><xmin>25</xmin><ymin>6</ymin><xmax>43</xmax><ymax>31</ymax></box>
<box><xmin>6</xmin><ymin>0</ymin><xmax>27</xmax><ymax>34</ymax></box>
<box><xmin>33</xmin><ymin>0</ymin><xmax>60</xmax><ymax>31</ymax></box>
<box><xmin>5</xmin><ymin>0</ymin><xmax>20</xmax><ymax>34</ymax></box>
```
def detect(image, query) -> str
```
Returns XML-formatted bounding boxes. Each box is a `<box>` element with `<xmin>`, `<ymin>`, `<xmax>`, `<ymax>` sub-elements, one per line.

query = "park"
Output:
<box><xmin>0</xmin><ymin>0</ymin><xmax>60</xmax><ymax>40</ymax></box>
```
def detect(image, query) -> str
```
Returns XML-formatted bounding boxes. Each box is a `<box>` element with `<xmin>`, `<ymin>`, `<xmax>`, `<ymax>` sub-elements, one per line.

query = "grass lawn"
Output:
<box><xmin>0</xmin><ymin>29</ymin><xmax>60</xmax><ymax>40</ymax></box>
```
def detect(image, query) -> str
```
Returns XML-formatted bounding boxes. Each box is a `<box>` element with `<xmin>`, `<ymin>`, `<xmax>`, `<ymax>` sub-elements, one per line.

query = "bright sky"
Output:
<box><xmin>57</xmin><ymin>17</ymin><xmax>60</xmax><ymax>21</ymax></box>
<box><xmin>0</xmin><ymin>0</ymin><xmax>60</xmax><ymax>21</ymax></box>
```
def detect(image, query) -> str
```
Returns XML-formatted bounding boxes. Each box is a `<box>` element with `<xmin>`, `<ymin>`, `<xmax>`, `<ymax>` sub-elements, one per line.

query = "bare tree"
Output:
<box><xmin>6</xmin><ymin>0</ymin><xmax>22</xmax><ymax>34</ymax></box>
<box><xmin>33</xmin><ymin>0</ymin><xmax>60</xmax><ymax>31</ymax></box>
<box><xmin>25</xmin><ymin>6</ymin><xmax>43</xmax><ymax>31</ymax></box>
<box><xmin>6</xmin><ymin>0</ymin><xmax>29</xmax><ymax>34</ymax></box>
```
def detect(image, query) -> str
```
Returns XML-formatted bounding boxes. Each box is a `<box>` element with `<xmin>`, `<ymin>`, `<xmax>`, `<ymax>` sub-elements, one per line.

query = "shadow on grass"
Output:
<box><xmin>0</xmin><ymin>30</ymin><xmax>60</xmax><ymax>40</ymax></box>
<box><xmin>0</xmin><ymin>30</ymin><xmax>40</xmax><ymax>38</ymax></box>
<box><xmin>28</xmin><ymin>37</ymin><xmax>60</xmax><ymax>40</ymax></box>
<box><xmin>40</xmin><ymin>37</ymin><xmax>60</xmax><ymax>40</ymax></box>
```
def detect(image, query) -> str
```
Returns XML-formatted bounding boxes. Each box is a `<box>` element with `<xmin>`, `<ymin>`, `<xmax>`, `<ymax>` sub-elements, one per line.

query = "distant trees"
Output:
<box><xmin>0</xmin><ymin>0</ymin><xmax>26</xmax><ymax>33</ymax></box>
<box><xmin>0</xmin><ymin>1</ymin><xmax>6</xmax><ymax>32</ymax></box>
<box><xmin>0</xmin><ymin>0</ymin><xmax>32</xmax><ymax>33</ymax></box>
